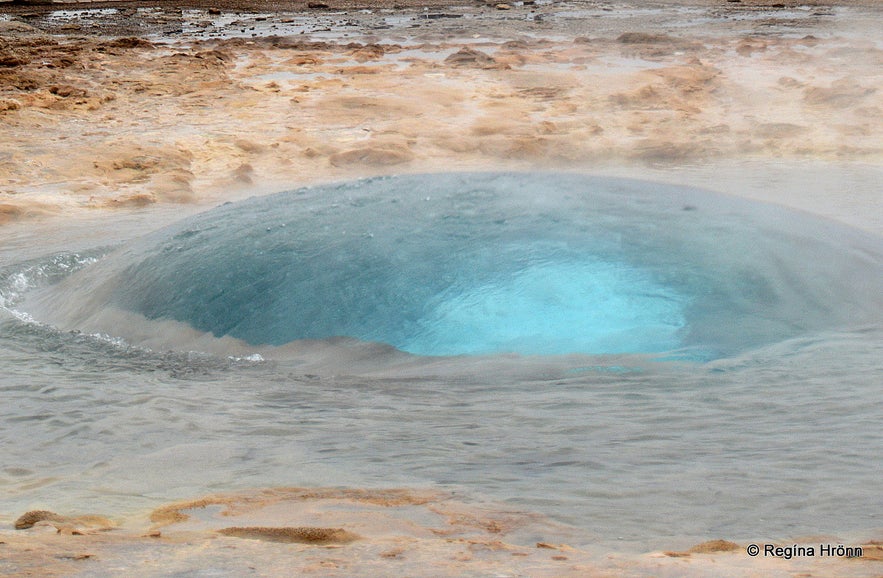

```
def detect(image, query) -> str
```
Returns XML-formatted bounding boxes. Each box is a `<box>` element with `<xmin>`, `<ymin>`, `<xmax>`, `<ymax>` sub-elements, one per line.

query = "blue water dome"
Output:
<box><xmin>29</xmin><ymin>172</ymin><xmax>882</xmax><ymax>362</ymax></box>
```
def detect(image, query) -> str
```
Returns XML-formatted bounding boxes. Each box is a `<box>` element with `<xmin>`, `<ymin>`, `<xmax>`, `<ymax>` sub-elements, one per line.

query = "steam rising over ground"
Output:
<box><xmin>1</xmin><ymin>0</ymin><xmax>881</xmax><ymax>224</ymax></box>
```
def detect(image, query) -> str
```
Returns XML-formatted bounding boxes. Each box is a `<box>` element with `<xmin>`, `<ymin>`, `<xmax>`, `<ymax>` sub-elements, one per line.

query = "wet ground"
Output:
<box><xmin>1</xmin><ymin>0</ymin><xmax>880</xmax><ymax>223</ymax></box>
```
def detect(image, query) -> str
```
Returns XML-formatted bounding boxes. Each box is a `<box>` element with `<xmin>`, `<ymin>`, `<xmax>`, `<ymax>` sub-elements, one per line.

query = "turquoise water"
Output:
<box><xmin>400</xmin><ymin>258</ymin><xmax>687</xmax><ymax>356</ymax></box>
<box><xmin>1</xmin><ymin>172</ymin><xmax>881</xmax><ymax>551</ymax></box>
<box><xmin>22</xmin><ymin>173</ymin><xmax>881</xmax><ymax>360</ymax></box>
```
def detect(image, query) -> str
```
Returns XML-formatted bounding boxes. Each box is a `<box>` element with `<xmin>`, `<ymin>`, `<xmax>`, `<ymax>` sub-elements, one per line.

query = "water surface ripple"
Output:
<box><xmin>1</xmin><ymin>172</ymin><xmax>881</xmax><ymax>551</ymax></box>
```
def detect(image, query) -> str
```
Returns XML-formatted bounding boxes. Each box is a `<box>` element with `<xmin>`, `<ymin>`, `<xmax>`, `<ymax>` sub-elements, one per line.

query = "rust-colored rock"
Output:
<box><xmin>218</xmin><ymin>526</ymin><xmax>359</xmax><ymax>544</ymax></box>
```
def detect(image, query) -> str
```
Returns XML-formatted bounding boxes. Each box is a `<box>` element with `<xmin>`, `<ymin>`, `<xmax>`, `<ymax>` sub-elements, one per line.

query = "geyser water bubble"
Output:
<box><xmin>401</xmin><ymin>258</ymin><xmax>687</xmax><ymax>356</ymax></box>
<box><xmin>24</xmin><ymin>172</ymin><xmax>883</xmax><ymax>360</ymax></box>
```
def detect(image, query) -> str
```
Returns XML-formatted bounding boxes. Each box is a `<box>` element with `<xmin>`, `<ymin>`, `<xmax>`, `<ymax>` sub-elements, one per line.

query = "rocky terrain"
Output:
<box><xmin>1</xmin><ymin>0</ymin><xmax>880</xmax><ymax>224</ymax></box>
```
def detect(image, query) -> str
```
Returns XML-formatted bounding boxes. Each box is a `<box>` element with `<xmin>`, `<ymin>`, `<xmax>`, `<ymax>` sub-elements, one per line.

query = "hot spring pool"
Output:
<box><xmin>1</xmin><ymin>171</ymin><xmax>881</xmax><ymax>552</ymax></box>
